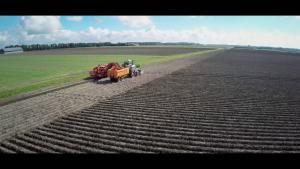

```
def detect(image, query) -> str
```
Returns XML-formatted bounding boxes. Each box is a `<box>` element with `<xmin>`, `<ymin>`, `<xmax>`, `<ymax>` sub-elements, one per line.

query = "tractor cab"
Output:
<box><xmin>122</xmin><ymin>59</ymin><xmax>134</xmax><ymax>67</ymax></box>
<box><xmin>122</xmin><ymin>59</ymin><xmax>142</xmax><ymax>77</ymax></box>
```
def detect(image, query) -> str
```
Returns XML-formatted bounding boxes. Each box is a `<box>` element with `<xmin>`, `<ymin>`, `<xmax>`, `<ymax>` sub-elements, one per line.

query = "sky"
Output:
<box><xmin>0</xmin><ymin>16</ymin><xmax>300</xmax><ymax>49</ymax></box>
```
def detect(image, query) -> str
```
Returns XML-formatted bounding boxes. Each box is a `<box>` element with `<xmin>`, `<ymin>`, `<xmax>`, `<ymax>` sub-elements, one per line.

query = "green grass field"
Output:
<box><xmin>0</xmin><ymin>49</ymin><xmax>217</xmax><ymax>100</ymax></box>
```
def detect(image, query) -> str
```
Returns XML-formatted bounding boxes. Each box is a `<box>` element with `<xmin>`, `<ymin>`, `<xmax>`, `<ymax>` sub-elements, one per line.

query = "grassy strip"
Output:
<box><xmin>0</xmin><ymin>49</ymin><xmax>219</xmax><ymax>100</ymax></box>
<box><xmin>0</xmin><ymin>73</ymin><xmax>87</xmax><ymax>99</ymax></box>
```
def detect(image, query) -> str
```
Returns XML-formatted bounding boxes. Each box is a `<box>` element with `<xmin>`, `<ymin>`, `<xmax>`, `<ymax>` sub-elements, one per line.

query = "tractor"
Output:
<box><xmin>122</xmin><ymin>59</ymin><xmax>142</xmax><ymax>77</ymax></box>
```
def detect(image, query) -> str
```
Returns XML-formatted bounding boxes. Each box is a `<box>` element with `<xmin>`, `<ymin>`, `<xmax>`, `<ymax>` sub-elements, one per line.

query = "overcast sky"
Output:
<box><xmin>0</xmin><ymin>16</ymin><xmax>300</xmax><ymax>49</ymax></box>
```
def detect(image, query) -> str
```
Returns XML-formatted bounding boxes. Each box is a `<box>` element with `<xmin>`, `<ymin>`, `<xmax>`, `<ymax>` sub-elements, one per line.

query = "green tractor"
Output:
<box><xmin>122</xmin><ymin>59</ymin><xmax>142</xmax><ymax>77</ymax></box>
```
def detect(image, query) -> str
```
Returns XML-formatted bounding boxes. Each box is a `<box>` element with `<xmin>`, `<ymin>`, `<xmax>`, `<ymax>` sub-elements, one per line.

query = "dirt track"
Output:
<box><xmin>17</xmin><ymin>47</ymin><xmax>214</xmax><ymax>56</ymax></box>
<box><xmin>1</xmin><ymin>49</ymin><xmax>300</xmax><ymax>153</ymax></box>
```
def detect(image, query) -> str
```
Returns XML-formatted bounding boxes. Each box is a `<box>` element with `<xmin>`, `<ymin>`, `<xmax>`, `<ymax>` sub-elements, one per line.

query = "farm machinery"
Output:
<box><xmin>89</xmin><ymin>59</ymin><xmax>142</xmax><ymax>82</ymax></box>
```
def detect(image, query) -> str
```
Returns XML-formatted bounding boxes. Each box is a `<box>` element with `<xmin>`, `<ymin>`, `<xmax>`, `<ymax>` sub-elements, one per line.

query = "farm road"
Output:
<box><xmin>0</xmin><ymin>50</ymin><xmax>221</xmax><ymax>143</ymax></box>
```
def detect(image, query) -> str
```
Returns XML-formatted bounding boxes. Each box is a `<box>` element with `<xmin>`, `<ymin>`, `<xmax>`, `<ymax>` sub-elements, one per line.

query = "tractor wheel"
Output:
<box><xmin>110</xmin><ymin>77</ymin><xmax>118</xmax><ymax>82</ymax></box>
<box><xmin>137</xmin><ymin>70</ymin><xmax>141</xmax><ymax>76</ymax></box>
<box><xmin>128</xmin><ymin>71</ymin><xmax>133</xmax><ymax>78</ymax></box>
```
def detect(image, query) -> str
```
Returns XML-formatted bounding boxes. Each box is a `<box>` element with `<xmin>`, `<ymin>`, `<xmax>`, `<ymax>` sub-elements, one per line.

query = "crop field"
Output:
<box><xmin>0</xmin><ymin>47</ymin><xmax>215</xmax><ymax>100</ymax></box>
<box><xmin>1</xmin><ymin>49</ymin><xmax>300</xmax><ymax>153</ymax></box>
<box><xmin>16</xmin><ymin>46</ymin><xmax>214</xmax><ymax>56</ymax></box>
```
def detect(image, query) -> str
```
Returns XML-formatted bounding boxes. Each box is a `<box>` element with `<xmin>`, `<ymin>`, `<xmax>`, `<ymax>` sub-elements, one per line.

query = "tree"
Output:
<box><xmin>3</xmin><ymin>42</ymin><xmax>139</xmax><ymax>52</ymax></box>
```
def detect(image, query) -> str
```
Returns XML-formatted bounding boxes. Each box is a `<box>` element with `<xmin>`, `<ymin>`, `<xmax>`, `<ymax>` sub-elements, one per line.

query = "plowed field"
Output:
<box><xmin>1</xmin><ymin>49</ymin><xmax>299</xmax><ymax>153</ymax></box>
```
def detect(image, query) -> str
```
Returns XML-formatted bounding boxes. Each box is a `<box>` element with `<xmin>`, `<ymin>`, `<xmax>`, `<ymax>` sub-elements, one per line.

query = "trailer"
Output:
<box><xmin>107</xmin><ymin>67</ymin><xmax>130</xmax><ymax>82</ymax></box>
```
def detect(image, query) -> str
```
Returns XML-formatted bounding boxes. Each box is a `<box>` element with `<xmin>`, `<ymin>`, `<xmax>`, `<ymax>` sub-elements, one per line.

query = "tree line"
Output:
<box><xmin>4</xmin><ymin>42</ymin><xmax>135</xmax><ymax>52</ymax></box>
<box><xmin>1</xmin><ymin>42</ymin><xmax>200</xmax><ymax>53</ymax></box>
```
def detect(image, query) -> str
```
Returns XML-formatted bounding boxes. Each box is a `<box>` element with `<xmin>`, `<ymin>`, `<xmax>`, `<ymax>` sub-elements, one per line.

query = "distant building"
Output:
<box><xmin>4</xmin><ymin>47</ymin><xmax>23</xmax><ymax>54</ymax></box>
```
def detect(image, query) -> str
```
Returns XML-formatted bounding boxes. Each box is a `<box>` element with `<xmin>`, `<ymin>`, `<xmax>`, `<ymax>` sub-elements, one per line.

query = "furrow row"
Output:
<box><xmin>83</xmin><ymin>106</ymin><xmax>300</xmax><ymax>126</ymax></box>
<box><xmin>70</xmin><ymin>111</ymin><xmax>300</xmax><ymax>135</ymax></box>
<box><xmin>48</xmin><ymin>118</ymin><xmax>300</xmax><ymax>151</ymax></box>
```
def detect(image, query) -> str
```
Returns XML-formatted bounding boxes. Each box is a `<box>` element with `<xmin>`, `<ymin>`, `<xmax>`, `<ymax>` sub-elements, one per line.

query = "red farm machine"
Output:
<box><xmin>89</xmin><ymin>59</ymin><xmax>142</xmax><ymax>82</ymax></box>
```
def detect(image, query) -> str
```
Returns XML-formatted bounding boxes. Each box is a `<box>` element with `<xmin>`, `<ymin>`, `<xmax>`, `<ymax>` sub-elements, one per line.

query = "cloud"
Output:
<box><xmin>5</xmin><ymin>26</ymin><xmax>300</xmax><ymax>49</ymax></box>
<box><xmin>0</xmin><ymin>32</ymin><xmax>8</xmax><ymax>42</ymax></box>
<box><xmin>18</xmin><ymin>29</ymin><xmax>81</xmax><ymax>44</ymax></box>
<box><xmin>116</xmin><ymin>16</ymin><xmax>154</xmax><ymax>29</ymax></box>
<box><xmin>20</xmin><ymin>16</ymin><xmax>61</xmax><ymax>34</ymax></box>
<box><xmin>66</xmin><ymin>16</ymin><xmax>83</xmax><ymax>22</ymax></box>
<box><xmin>0</xmin><ymin>31</ymin><xmax>15</xmax><ymax>48</ymax></box>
